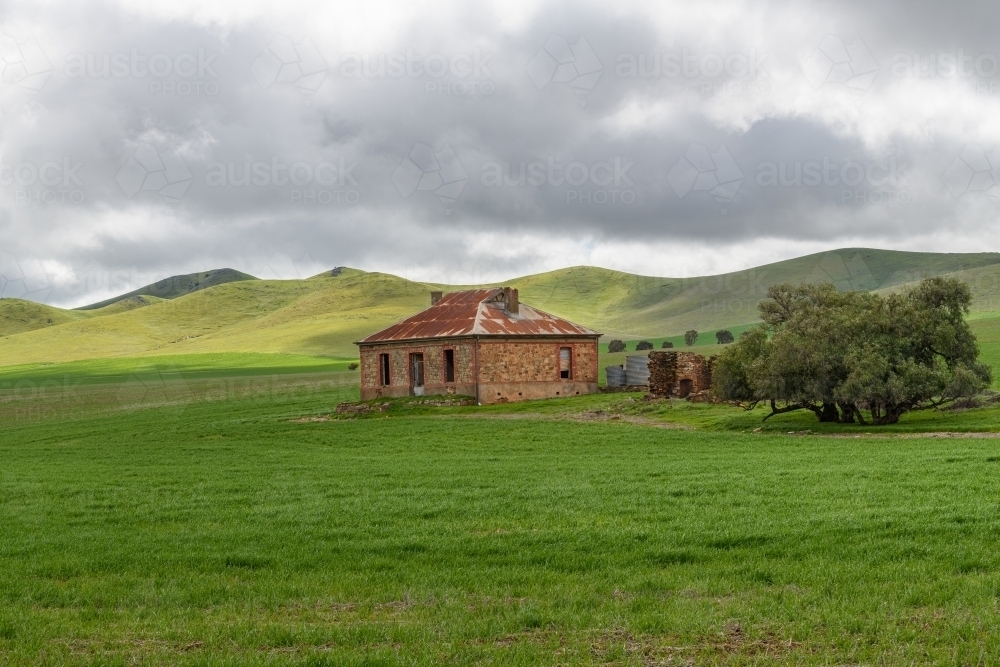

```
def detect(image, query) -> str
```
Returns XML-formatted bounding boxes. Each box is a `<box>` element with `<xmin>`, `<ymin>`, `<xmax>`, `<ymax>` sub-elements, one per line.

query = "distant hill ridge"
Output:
<box><xmin>77</xmin><ymin>268</ymin><xmax>257</xmax><ymax>310</ymax></box>
<box><xmin>3</xmin><ymin>248</ymin><xmax>1000</xmax><ymax>366</ymax></box>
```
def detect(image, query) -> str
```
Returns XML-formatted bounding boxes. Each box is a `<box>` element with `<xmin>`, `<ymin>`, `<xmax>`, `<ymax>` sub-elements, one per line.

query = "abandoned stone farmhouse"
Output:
<box><xmin>356</xmin><ymin>288</ymin><xmax>600</xmax><ymax>403</ymax></box>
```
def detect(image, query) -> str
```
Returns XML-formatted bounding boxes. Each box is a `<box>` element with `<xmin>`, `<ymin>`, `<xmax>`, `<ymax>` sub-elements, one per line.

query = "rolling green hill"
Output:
<box><xmin>0</xmin><ymin>294</ymin><xmax>166</xmax><ymax>337</ymax></box>
<box><xmin>77</xmin><ymin>268</ymin><xmax>257</xmax><ymax>310</ymax></box>
<box><xmin>0</xmin><ymin>298</ymin><xmax>91</xmax><ymax>335</ymax></box>
<box><xmin>877</xmin><ymin>260</ymin><xmax>1000</xmax><ymax>314</ymax></box>
<box><xmin>0</xmin><ymin>269</ymin><xmax>426</xmax><ymax>364</ymax></box>
<box><xmin>512</xmin><ymin>248</ymin><xmax>1000</xmax><ymax>336</ymax></box>
<box><xmin>89</xmin><ymin>294</ymin><xmax>167</xmax><ymax>314</ymax></box>
<box><xmin>3</xmin><ymin>248</ymin><xmax>1000</xmax><ymax>367</ymax></box>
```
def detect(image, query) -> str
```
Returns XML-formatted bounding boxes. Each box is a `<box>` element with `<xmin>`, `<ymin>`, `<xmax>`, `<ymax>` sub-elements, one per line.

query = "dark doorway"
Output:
<box><xmin>410</xmin><ymin>353</ymin><xmax>425</xmax><ymax>395</ymax></box>
<box><xmin>444</xmin><ymin>349</ymin><xmax>455</xmax><ymax>383</ymax></box>
<box><xmin>678</xmin><ymin>378</ymin><xmax>693</xmax><ymax>398</ymax></box>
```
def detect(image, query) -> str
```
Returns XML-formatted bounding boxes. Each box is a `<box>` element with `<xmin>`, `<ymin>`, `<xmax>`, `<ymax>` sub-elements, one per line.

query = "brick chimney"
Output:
<box><xmin>431</xmin><ymin>291</ymin><xmax>443</xmax><ymax>305</ymax></box>
<box><xmin>507</xmin><ymin>288</ymin><xmax>519</xmax><ymax>315</ymax></box>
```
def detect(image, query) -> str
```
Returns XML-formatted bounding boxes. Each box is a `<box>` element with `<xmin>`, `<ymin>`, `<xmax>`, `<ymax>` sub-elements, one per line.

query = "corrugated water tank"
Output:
<box><xmin>625</xmin><ymin>355</ymin><xmax>650</xmax><ymax>385</ymax></box>
<box><xmin>605</xmin><ymin>365</ymin><xmax>626</xmax><ymax>386</ymax></box>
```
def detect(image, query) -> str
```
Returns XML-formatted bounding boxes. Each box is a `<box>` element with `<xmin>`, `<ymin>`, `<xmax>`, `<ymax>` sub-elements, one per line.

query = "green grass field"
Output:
<box><xmin>7</xmin><ymin>249</ymin><xmax>1000</xmax><ymax>664</ymax></box>
<box><xmin>0</xmin><ymin>353</ymin><xmax>352</xmax><ymax>386</ymax></box>
<box><xmin>5</xmin><ymin>356</ymin><xmax>1000</xmax><ymax>665</ymax></box>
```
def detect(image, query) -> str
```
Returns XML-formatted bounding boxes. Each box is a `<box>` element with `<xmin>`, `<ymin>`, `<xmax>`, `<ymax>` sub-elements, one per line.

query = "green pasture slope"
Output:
<box><xmin>5</xmin><ymin>371</ymin><xmax>1000</xmax><ymax>664</ymax></box>
<box><xmin>512</xmin><ymin>247</ymin><xmax>1000</xmax><ymax>336</ymax></box>
<box><xmin>5</xmin><ymin>247</ymin><xmax>1000</xmax><ymax>366</ymax></box>
<box><xmin>0</xmin><ymin>295</ymin><xmax>165</xmax><ymax>336</ymax></box>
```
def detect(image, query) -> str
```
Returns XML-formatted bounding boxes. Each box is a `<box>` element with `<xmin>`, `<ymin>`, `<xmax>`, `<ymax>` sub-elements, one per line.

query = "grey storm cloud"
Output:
<box><xmin>2</xmin><ymin>0</ymin><xmax>1000</xmax><ymax>305</ymax></box>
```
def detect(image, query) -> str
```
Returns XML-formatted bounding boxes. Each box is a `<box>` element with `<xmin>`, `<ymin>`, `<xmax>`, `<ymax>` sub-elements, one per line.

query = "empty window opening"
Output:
<box><xmin>410</xmin><ymin>353</ymin><xmax>424</xmax><ymax>387</ymax></box>
<box><xmin>379</xmin><ymin>353</ymin><xmax>391</xmax><ymax>386</ymax></box>
<box><xmin>444</xmin><ymin>349</ymin><xmax>455</xmax><ymax>383</ymax></box>
<box><xmin>559</xmin><ymin>347</ymin><xmax>572</xmax><ymax>379</ymax></box>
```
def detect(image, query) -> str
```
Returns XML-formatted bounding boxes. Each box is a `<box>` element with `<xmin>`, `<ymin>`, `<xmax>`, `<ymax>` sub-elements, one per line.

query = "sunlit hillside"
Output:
<box><xmin>3</xmin><ymin>248</ymin><xmax>1000</xmax><ymax>367</ymax></box>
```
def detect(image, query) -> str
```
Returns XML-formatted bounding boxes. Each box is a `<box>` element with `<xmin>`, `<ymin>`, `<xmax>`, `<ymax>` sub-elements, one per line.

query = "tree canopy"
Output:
<box><xmin>684</xmin><ymin>330</ymin><xmax>699</xmax><ymax>346</ymax></box>
<box><xmin>712</xmin><ymin>277</ymin><xmax>991</xmax><ymax>424</ymax></box>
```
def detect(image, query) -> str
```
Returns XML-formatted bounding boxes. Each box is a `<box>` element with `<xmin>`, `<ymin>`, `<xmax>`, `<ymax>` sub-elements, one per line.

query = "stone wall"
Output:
<box><xmin>359</xmin><ymin>340</ymin><xmax>477</xmax><ymax>399</ymax></box>
<box><xmin>478</xmin><ymin>340</ymin><xmax>597</xmax><ymax>384</ymax></box>
<box><xmin>647</xmin><ymin>351</ymin><xmax>715</xmax><ymax>397</ymax></box>
<box><xmin>360</xmin><ymin>337</ymin><xmax>598</xmax><ymax>402</ymax></box>
<box><xmin>647</xmin><ymin>351</ymin><xmax>676</xmax><ymax>396</ymax></box>
<box><xmin>478</xmin><ymin>339</ymin><xmax>597</xmax><ymax>403</ymax></box>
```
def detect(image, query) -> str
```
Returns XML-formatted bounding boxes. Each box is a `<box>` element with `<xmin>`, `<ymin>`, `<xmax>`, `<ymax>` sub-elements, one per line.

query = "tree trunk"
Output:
<box><xmin>837</xmin><ymin>403</ymin><xmax>857</xmax><ymax>423</ymax></box>
<box><xmin>878</xmin><ymin>405</ymin><xmax>903</xmax><ymax>425</ymax></box>
<box><xmin>804</xmin><ymin>402</ymin><xmax>837</xmax><ymax>422</ymax></box>
<box><xmin>817</xmin><ymin>402</ymin><xmax>840</xmax><ymax>422</ymax></box>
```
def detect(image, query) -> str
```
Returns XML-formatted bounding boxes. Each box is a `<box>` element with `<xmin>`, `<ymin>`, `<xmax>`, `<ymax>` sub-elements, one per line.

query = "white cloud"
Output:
<box><xmin>4</xmin><ymin>0</ymin><xmax>1000</xmax><ymax>305</ymax></box>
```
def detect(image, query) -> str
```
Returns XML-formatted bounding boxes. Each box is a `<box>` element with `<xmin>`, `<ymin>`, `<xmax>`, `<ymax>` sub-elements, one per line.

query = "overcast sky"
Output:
<box><xmin>3</xmin><ymin>0</ymin><xmax>1000</xmax><ymax>306</ymax></box>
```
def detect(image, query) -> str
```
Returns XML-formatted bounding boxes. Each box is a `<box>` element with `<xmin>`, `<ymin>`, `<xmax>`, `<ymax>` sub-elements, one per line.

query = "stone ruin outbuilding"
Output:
<box><xmin>646</xmin><ymin>350</ymin><xmax>715</xmax><ymax>398</ymax></box>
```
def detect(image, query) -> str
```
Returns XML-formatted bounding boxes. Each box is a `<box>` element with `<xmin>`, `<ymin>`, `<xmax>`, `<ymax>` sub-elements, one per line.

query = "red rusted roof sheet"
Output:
<box><xmin>357</xmin><ymin>288</ymin><xmax>598</xmax><ymax>343</ymax></box>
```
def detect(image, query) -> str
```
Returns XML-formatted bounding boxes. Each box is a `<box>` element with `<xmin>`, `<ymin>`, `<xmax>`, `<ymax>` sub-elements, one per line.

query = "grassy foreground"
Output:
<box><xmin>4</xmin><ymin>359</ymin><xmax>1000</xmax><ymax>665</ymax></box>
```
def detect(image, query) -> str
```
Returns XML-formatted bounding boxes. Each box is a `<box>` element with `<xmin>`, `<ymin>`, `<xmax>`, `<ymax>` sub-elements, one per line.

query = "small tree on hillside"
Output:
<box><xmin>607</xmin><ymin>339</ymin><xmax>626</xmax><ymax>353</ymax></box>
<box><xmin>635</xmin><ymin>340</ymin><xmax>653</xmax><ymax>350</ymax></box>
<box><xmin>662</xmin><ymin>340</ymin><xmax>674</xmax><ymax>348</ymax></box>
<box><xmin>684</xmin><ymin>330</ymin><xmax>699</xmax><ymax>346</ymax></box>
<box><xmin>715</xmin><ymin>329</ymin><xmax>735</xmax><ymax>344</ymax></box>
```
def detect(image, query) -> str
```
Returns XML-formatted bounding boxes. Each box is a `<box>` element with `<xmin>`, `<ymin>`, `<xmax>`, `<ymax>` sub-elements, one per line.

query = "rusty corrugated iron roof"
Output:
<box><xmin>357</xmin><ymin>288</ymin><xmax>598</xmax><ymax>344</ymax></box>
